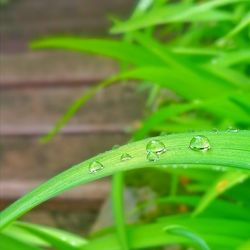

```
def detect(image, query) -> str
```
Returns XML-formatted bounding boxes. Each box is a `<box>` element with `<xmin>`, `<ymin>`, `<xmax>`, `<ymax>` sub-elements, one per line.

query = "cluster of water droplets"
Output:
<box><xmin>146</xmin><ymin>139</ymin><xmax>166</xmax><ymax>162</ymax></box>
<box><xmin>87</xmin><ymin>130</ymin><xmax>240</xmax><ymax>173</ymax></box>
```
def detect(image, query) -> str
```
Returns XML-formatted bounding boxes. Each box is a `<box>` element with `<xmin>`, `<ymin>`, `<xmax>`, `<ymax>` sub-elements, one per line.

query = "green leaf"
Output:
<box><xmin>154</xmin><ymin>195</ymin><xmax>250</xmax><ymax>220</ymax></box>
<box><xmin>193</xmin><ymin>171</ymin><xmax>249</xmax><ymax>216</ymax></box>
<box><xmin>82</xmin><ymin>216</ymin><xmax>249</xmax><ymax>250</ymax></box>
<box><xmin>0</xmin><ymin>131</ymin><xmax>249</xmax><ymax>231</ymax></box>
<box><xmin>111</xmin><ymin>173</ymin><xmax>129</xmax><ymax>250</ymax></box>
<box><xmin>164</xmin><ymin>225</ymin><xmax>210</xmax><ymax>250</ymax></box>
<box><xmin>40</xmin><ymin>76</ymin><xmax>118</xmax><ymax>143</ymax></box>
<box><xmin>0</xmin><ymin>233</ymin><xmax>42</xmax><ymax>250</ymax></box>
<box><xmin>224</xmin><ymin>13</ymin><xmax>250</xmax><ymax>38</ymax></box>
<box><xmin>111</xmin><ymin>0</ymin><xmax>244</xmax><ymax>33</ymax></box>
<box><xmin>31</xmin><ymin>37</ymin><xmax>164</xmax><ymax>66</ymax></box>
<box><xmin>13</xmin><ymin>222</ymin><xmax>87</xmax><ymax>250</ymax></box>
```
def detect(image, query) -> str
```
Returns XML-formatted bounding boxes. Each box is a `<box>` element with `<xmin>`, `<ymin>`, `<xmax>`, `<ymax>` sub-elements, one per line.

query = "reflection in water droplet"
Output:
<box><xmin>89</xmin><ymin>161</ymin><xmax>104</xmax><ymax>174</ymax></box>
<box><xmin>189</xmin><ymin>135</ymin><xmax>211</xmax><ymax>152</ymax></box>
<box><xmin>147</xmin><ymin>151</ymin><xmax>159</xmax><ymax>162</ymax></box>
<box><xmin>146</xmin><ymin>139</ymin><xmax>166</xmax><ymax>155</ymax></box>
<box><xmin>120</xmin><ymin>153</ymin><xmax>132</xmax><ymax>161</ymax></box>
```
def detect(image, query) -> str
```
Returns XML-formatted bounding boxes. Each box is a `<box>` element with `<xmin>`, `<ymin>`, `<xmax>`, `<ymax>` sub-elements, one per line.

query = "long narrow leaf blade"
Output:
<box><xmin>0</xmin><ymin>131</ymin><xmax>249</xmax><ymax>230</ymax></box>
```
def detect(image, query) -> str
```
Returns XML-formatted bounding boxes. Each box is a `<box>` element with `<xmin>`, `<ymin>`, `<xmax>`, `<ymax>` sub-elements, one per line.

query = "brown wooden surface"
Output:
<box><xmin>0</xmin><ymin>0</ymin><xmax>134</xmax><ymax>53</ymax></box>
<box><xmin>0</xmin><ymin>0</ymin><xmax>144</xmax><ymax>233</ymax></box>
<box><xmin>0</xmin><ymin>52</ymin><xmax>118</xmax><ymax>89</ymax></box>
<box><xmin>0</xmin><ymin>179</ymin><xmax>110</xmax><ymax>211</ymax></box>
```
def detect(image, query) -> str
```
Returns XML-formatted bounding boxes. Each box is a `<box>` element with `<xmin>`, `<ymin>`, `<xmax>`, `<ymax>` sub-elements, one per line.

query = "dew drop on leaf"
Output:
<box><xmin>120</xmin><ymin>153</ymin><xmax>132</xmax><ymax>161</ymax></box>
<box><xmin>189</xmin><ymin>135</ymin><xmax>211</xmax><ymax>152</ymax></box>
<box><xmin>146</xmin><ymin>139</ymin><xmax>166</xmax><ymax>155</ymax></box>
<box><xmin>147</xmin><ymin>151</ymin><xmax>159</xmax><ymax>162</ymax></box>
<box><xmin>89</xmin><ymin>161</ymin><xmax>104</xmax><ymax>174</ymax></box>
<box><xmin>227</xmin><ymin>127</ymin><xmax>239</xmax><ymax>133</ymax></box>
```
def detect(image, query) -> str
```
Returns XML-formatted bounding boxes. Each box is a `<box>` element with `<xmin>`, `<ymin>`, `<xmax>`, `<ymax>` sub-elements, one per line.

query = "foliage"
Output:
<box><xmin>1</xmin><ymin>0</ymin><xmax>250</xmax><ymax>249</ymax></box>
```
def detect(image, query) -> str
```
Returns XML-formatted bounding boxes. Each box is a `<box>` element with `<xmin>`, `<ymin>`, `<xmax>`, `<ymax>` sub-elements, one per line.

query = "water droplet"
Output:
<box><xmin>146</xmin><ymin>139</ymin><xmax>166</xmax><ymax>155</ymax></box>
<box><xmin>120</xmin><ymin>153</ymin><xmax>132</xmax><ymax>161</ymax></box>
<box><xmin>89</xmin><ymin>161</ymin><xmax>104</xmax><ymax>174</ymax></box>
<box><xmin>189</xmin><ymin>135</ymin><xmax>211</xmax><ymax>152</ymax></box>
<box><xmin>147</xmin><ymin>151</ymin><xmax>159</xmax><ymax>162</ymax></box>
<box><xmin>227</xmin><ymin>127</ymin><xmax>239</xmax><ymax>133</ymax></box>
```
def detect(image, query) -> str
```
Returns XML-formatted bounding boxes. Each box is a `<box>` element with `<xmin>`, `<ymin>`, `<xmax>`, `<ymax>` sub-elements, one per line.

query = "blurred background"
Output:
<box><xmin>0</xmin><ymin>0</ymin><xmax>143</xmax><ymax>234</ymax></box>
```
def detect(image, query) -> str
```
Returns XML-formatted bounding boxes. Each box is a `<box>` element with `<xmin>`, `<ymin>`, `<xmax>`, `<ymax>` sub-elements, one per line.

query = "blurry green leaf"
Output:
<box><xmin>225</xmin><ymin>13</ymin><xmax>250</xmax><ymax>38</ymax></box>
<box><xmin>211</xmin><ymin>50</ymin><xmax>250</xmax><ymax>67</ymax></box>
<box><xmin>164</xmin><ymin>225</ymin><xmax>210</xmax><ymax>250</ymax></box>
<box><xmin>40</xmin><ymin>76</ymin><xmax>118</xmax><ymax>143</ymax></box>
<box><xmin>13</xmin><ymin>222</ymin><xmax>87</xmax><ymax>250</ymax></box>
<box><xmin>111</xmin><ymin>0</ymin><xmax>245</xmax><ymax>33</ymax></box>
<box><xmin>193</xmin><ymin>171</ymin><xmax>249</xmax><ymax>216</ymax></box>
<box><xmin>0</xmin><ymin>234</ymin><xmax>42</xmax><ymax>250</ymax></box>
<box><xmin>31</xmin><ymin>37</ymin><xmax>164</xmax><ymax>66</ymax></box>
<box><xmin>83</xmin><ymin>216</ymin><xmax>249</xmax><ymax>250</ymax></box>
<box><xmin>112</xmin><ymin>173</ymin><xmax>129</xmax><ymax>250</ymax></box>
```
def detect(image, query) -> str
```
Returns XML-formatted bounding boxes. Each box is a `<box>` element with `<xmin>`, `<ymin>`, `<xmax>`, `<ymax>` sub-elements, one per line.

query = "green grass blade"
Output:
<box><xmin>81</xmin><ymin>217</ymin><xmax>249</xmax><ymax>250</ymax></box>
<box><xmin>0</xmin><ymin>233</ymin><xmax>42</xmax><ymax>250</ymax></box>
<box><xmin>3</xmin><ymin>224</ymin><xmax>50</xmax><ymax>247</ymax></box>
<box><xmin>111</xmin><ymin>0</ymin><xmax>243</xmax><ymax>33</ymax></box>
<box><xmin>111</xmin><ymin>173</ymin><xmax>129</xmax><ymax>250</ymax></box>
<box><xmin>40</xmin><ymin>76</ymin><xmax>118</xmax><ymax>143</ymax></box>
<box><xmin>31</xmin><ymin>37</ymin><xmax>164</xmax><ymax>66</ymax></box>
<box><xmin>154</xmin><ymin>195</ymin><xmax>250</xmax><ymax>220</ymax></box>
<box><xmin>13</xmin><ymin>222</ymin><xmax>86</xmax><ymax>250</ymax></box>
<box><xmin>164</xmin><ymin>225</ymin><xmax>210</xmax><ymax>250</ymax></box>
<box><xmin>0</xmin><ymin>131</ymin><xmax>249</xmax><ymax>230</ymax></box>
<box><xmin>133</xmin><ymin>102</ymin><xmax>197</xmax><ymax>140</ymax></box>
<box><xmin>224</xmin><ymin>13</ymin><xmax>250</xmax><ymax>39</ymax></box>
<box><xmin>193</xmin><ymin>171</ymin><xmax>249</xmax><ymax>216</ymax></box>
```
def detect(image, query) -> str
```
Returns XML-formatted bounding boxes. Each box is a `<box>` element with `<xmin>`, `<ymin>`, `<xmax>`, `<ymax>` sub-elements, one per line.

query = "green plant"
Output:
<box><xmin>1</xmin><ymin>0</ymin><xmax>250</xmax><ymax>249</ymax></box>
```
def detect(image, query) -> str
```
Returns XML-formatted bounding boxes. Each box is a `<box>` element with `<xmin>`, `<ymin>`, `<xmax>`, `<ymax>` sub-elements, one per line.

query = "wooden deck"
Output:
<box><xmin>0</xmin><ymin>0</ymin><xmax>144</xmax><ymax>232</ymax></box>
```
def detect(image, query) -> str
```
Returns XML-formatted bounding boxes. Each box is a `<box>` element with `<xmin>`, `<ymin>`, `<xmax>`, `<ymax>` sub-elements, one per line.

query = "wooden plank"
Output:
<box><xmin>0</xmin><ymin>124</ymin><xmax>127</xmax><ymax>136</ymax></box>
<box><xmin>1</xmin><ymin>84</ymin><xmax>144</xmax><ymax>126</ymax></box>
<box><xmin>0</xmin><ymin>52</ymin><xmax>117</xmax><ymax>89</ymax></box>
<box><xmin>0</xmin><ymin>0</ymin><xmax>134</xmax><ymax>53</ymax></box>
<box><xmin>0</xmin><ymin>134</ymin><xmax>130</xmax><ymax>180</ymax></box>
